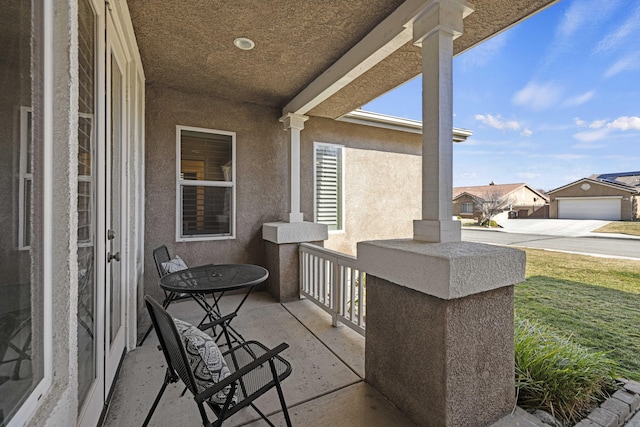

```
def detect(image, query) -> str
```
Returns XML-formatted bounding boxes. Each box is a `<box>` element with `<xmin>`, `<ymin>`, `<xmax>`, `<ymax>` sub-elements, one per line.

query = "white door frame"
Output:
<box><xmin>104</xmin><ymin>6</ymin><xmax>128</xmax><ymax>391</ymax></box>
<box><xmin>77</xmin><ymin>1</ymin><xmax>107</xmax><ymax>426</ymax></box>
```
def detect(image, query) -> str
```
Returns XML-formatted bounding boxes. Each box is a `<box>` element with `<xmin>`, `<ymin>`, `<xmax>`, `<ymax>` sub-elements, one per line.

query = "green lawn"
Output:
<box><xmin>593</xmin><ymin>221</ymin><xmax>640</xmax><ymax>236</ymax></box>
<box><xmin>515</xmin><ymin>249</ymin><xmax>640</xmax><ymax>381</ymax></box>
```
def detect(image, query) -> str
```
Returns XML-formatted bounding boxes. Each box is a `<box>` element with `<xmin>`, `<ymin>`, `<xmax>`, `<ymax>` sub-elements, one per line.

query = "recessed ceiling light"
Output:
<box><xmin>233</xmin><ymin>37</ymin><xmax>255</xmax><ymax>51</ymax></box>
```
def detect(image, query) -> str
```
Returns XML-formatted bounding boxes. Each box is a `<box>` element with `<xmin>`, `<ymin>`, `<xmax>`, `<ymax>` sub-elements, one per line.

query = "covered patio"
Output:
<box><xmin>2</xmin><ymin>0</ymin><xmax>562</xmax><ymax>426</ymax></box>
<box><xmin>103</xmin><ymin>291</ymin><xmax>543</xmax><ymax>426</ymax></box>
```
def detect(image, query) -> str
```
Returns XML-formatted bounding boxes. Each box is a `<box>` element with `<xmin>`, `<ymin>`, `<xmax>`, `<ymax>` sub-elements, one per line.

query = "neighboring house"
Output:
<box><xmin>548</xmin><ymin>172</ymin><xmax>640</xmax><ymax>221</ymax></box>
<box><xmin>453</xmin><ymin>182</ymin><xmax>549</xmax><ymax>221</ymax></box>
<box><xmin>1</xmin><ymin>1</ymin><xmax>556</xmax><ymax>426</ymax></box>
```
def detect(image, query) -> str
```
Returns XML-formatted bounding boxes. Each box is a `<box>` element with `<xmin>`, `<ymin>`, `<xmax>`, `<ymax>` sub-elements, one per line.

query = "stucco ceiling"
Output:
<box><xmin>127</xmin><ymin>0</ymin><xmax>556</xmax><ymax>119</ymax></box>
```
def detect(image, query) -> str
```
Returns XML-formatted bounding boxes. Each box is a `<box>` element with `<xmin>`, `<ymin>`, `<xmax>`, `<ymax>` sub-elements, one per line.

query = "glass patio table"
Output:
<box><xmin>159</xmin><ymin>263</ymin><xmax>269</xmax><ymax>344</ymax></box>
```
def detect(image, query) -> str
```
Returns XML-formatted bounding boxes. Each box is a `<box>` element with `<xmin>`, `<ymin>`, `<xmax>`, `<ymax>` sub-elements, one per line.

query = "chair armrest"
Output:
<box><xmin>195</xmin><ymin>342</ymin><xmax>289</xmax><ymax>403</ymax></box>
<box><xmin>197</xmin><ymin>312</ymin><xmax>237</xmax><ymax>332</ymax></box>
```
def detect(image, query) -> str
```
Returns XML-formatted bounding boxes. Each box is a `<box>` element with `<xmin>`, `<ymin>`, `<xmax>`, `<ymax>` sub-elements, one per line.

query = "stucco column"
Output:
<box><xmin>279</xmin><ymin>113</ymin><xmax>308</xmax><ymax>223</ymax></box>
<box><xmin>413</xmin><ymin>0</ymin><xmax>473</xmax><ymax>243</ymax></box>
<box><xmin>359</xmin><ymin>2</ymin><xmax>525</xmax><ymax>426</ymax></box>
<box><xmin>359</xmin><ymin>239</ymin><xmax>524</xmax><ymax>427</ymax></box>
<box><xmin>263</xmin><ymin>114</ymin><xmax>326</xmax><ymax>302</ymax></box>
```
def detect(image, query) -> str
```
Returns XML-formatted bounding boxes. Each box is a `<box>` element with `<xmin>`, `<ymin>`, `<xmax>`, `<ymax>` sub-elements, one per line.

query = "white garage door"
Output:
<box><xmin>558</xmin><ymin>198</ymin><xmax>621</xmax><ymax>220</ymax></box>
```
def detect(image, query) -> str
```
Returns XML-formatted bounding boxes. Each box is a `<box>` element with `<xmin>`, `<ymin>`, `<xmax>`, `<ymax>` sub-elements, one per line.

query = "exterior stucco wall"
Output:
<box><xmin>301</xmin><ymin>117</ymin><xmax>422</xmax><ymax>256</ymax></box>
<box><xmin>548</xmin><ymin>181</ymin><xmax>636</xmax><ymax>220</ymax></box>
<box><xmin>511</xmin><ymin>187</ymin><xmax>546</xmax><ymax>207</ymax></box>
<box><xmin>29</xmin><ymin>1</ymin><xmax>78</xmax><ymax>426</ymax></box>
<box><xmin>509</xmin><ymin>187</ymin><xmax>547</xmax><ymax>218</ymax></box>
<box><xmin>143</xmin><ymin>84</ymin><xmax>288</xmax><ymax>317</ymax></box>
<box><xmin>365</xmin><ymin>275</ymin><xmax>515</xmax><ymax>426</ymax></box>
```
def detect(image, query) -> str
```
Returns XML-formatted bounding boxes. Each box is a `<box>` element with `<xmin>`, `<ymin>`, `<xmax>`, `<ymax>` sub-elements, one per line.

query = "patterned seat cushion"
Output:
<box><xmin>161</xmin><ymin>255</ymin><xmax>188</xmax><ymax>274</ymax></box>
<box><xmin>173</xmin><ymin>317</ymin><xmax>236</xmax><ymax>405</ymax></box>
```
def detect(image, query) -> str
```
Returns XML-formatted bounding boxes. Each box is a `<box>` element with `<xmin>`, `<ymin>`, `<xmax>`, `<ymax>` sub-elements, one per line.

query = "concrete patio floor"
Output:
<box><xmin>103</xmin><ymin>292</ymin><xmax>416</xmax><ymax>427</ymax></box>
<box><xmin>103</xmin><ymin>291</ymin><xmax>544</xmax><ymax>426</ymax></box>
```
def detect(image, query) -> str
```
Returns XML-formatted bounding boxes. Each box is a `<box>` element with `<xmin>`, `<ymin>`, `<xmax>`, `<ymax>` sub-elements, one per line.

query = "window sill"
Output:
<box><xmin>176</xmin><ymin>235</ymin><xmax>236</xmax><ymax>242</ymax></box>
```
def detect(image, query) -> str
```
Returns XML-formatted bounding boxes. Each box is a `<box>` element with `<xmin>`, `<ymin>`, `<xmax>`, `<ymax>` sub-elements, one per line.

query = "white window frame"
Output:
<box><xmin>175</xmin><ymin>125</ymin><xmax>236</xmax><ymax>242</ymax></box>
<box><xmin>461</xmin><ymin>202</ymin><xmax>473</xmax><ymax>214</ymax></box>
<box><xmin>313</xmin><ymin>142</ymin><xmax>345</xmax><ymax>233</ymax></box>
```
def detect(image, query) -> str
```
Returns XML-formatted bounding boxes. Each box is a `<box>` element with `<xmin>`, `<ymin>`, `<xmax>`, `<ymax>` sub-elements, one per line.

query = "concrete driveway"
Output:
<box><xmin>496</xmin><ymin>219</ymin><xmax>611</xmax><ymax>237</ymax></box>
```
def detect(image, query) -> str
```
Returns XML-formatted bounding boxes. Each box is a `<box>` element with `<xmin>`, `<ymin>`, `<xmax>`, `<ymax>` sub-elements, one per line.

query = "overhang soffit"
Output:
<box><xmin>309</xmin><ymin>0</ymin><xmax>557</xmax><ymax>119</ymax></box>
<box><xmin>127</xmin><ymin>0</ymin><xmax>557</xmax><ymax>117</ymax></box>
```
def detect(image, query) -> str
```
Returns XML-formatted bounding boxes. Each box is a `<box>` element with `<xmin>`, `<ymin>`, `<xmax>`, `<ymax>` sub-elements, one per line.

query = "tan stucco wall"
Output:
<box><xmin>301</xmin><ymin>117</ymin><xmax>422</xmax><ymax>256</ymax></box>
<box><xmin>549</xmin><ymin>181</ymin><xmax>636</xmax><ymax>220</ymax></box>
<box><xmin>507</xmin><ymin>187</ymin><xmax>547</xmax><ymax>217</ymax></box>
<box><xmin>511</xmin><ymin>187</ymin><xmax>546</xmax><ymax>207</ymax></box>
<box><xmin>143</xmin><ymin>84</ymin><xmax>289</xmax><ymax>313</ymax></box>
<box><xmin>366</xmin><ymin>276</ymin><xmax>515</xmax><ymax>425</ymax></box>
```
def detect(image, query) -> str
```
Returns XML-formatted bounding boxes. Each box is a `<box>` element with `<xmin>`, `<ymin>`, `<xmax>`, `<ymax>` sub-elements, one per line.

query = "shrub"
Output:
<box><xmin>480</xmin><ymin>219</ymin><xmax>500</xmax><ymax>227</ymax></box>
<box><xmin>514</xmin><ymin>316</ymin><xmax>617</xmax><ymax>425</ymax></box>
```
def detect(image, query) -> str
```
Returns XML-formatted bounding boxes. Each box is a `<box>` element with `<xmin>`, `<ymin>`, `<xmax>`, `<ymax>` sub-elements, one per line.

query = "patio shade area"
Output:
<box><xmin>103</xmin><ymin>292</ymin><xmax>415</xmax><ymax>426</ymax></box>
<box><xmin>104</xmin><ymin>292</ymin><xmax>561</xmax><ymax>427</ymax></box>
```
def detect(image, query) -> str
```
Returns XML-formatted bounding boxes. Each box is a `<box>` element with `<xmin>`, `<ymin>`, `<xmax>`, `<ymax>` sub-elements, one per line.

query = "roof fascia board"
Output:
<box><xmin>548</xmin><ymin>178</ymin><xmax>637</xmax><ymax>194</ymax></box>
<box><xmin>338</xmin><ymin>109</ymin><xmax>472</xmax><ymax>140</ymax></box>
<box><xmin>282</xmin><ymin>0</ymin><xmax>438</xmax><ymax>116</ymax></box>
<box><xmin>453</xmin><ymin>191</ymin><xmax>481</xmax><ymax>201</ymax></box>
<box><xmin>555</xmin><ymin>196</ymin><xmax>623</xmax><ymax>200</ymax></box>
<box><xmin>522</xmin><ymin>184</ymin><xmax>549</xmax><ymax>201</ymax></box>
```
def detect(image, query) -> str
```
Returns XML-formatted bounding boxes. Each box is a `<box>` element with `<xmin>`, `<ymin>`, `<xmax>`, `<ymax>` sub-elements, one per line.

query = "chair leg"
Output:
<box><xmin>197</xmin><ymin>401</ymin><xmax>213</xmax><ymax>427</ymax></box>
<box><xmin>271</xmin><ymin>361</ymin><xmax>292</xmax><ymax>427</ymax></box>
<box><xmin>139</xmin><ymin>295</ymin><xmax>174</xmax><ymax>346</ymax></box>
<box><xmin>142</xmin><ymin>370</ymin><xmax>171</xmax><ymax>427</ymax></box>
<box><xmin>138</xmin><ymin>324</ymin><xmax>154</xmax><ymax>346</ymax></box>
<box><xmin>249</xmin><ymin>403</ymin><xmax>276</xmax><ymax>427</ymax></box>
<box><xmin>277</xmin><ymin>381</ymin><xmax>293</xmax><ymax>427</ymax></box>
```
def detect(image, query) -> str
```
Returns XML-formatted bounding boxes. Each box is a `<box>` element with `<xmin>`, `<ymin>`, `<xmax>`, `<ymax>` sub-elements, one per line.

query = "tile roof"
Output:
<box><xmin>453</xmin><ymin>183</ymin><xmax>525</xmax><ymax>199</ymax></box>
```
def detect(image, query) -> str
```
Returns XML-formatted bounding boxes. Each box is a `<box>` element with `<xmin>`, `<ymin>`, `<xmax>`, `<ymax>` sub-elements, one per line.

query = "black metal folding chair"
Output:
<box><xmin>143</xmin><ymin>295</ymin><xmax>293</xmax><ymax>427</ymax></box>
<box><xmin>138</xmin><ymin>245</ymin><xmax>193</xmax><ymax>345</ymax></box>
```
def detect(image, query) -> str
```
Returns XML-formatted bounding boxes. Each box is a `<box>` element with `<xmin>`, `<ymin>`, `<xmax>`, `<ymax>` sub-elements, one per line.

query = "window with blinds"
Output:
<box><xmin>314</xmin><ymin>143</ymin><xmax>343</xmax><ymax>231</ymax></box>
<box><xmin>177</xmin><ymin>127</ymin><xmax>235</xmax><ymax>240</ymax></box>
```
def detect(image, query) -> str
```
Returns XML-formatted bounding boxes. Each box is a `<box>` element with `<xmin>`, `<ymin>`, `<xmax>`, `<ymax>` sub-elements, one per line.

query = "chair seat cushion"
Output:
<box><xmin>161</xmin><ymin>255</ymin><xmax>188</xmax><ymax>274</ymax></box>
<box><xmin>173</xmin><ymin>317</ymin><xmax>236</xmax><ymax>405</ymax></box>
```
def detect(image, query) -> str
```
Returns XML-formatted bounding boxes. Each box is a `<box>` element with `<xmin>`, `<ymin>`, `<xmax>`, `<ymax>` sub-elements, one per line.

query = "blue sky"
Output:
<box><xmin>363</xmin><ymin>0</ymin><xmax>640</xmax><ymax>191</ymax></box>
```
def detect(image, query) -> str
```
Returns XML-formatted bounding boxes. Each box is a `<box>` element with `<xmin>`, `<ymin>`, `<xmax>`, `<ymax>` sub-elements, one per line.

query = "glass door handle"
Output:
<box><xmin>107</xmin><ymin>252</ymin><xmax>120</xmax><ymax>262</ymax></box>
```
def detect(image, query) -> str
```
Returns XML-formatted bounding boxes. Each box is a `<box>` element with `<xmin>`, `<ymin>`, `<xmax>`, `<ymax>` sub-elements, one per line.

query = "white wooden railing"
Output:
<box><xmin>299</xmin><ymin>243</ymin><xmax>366</xmax><ymax>335</ymax></box>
